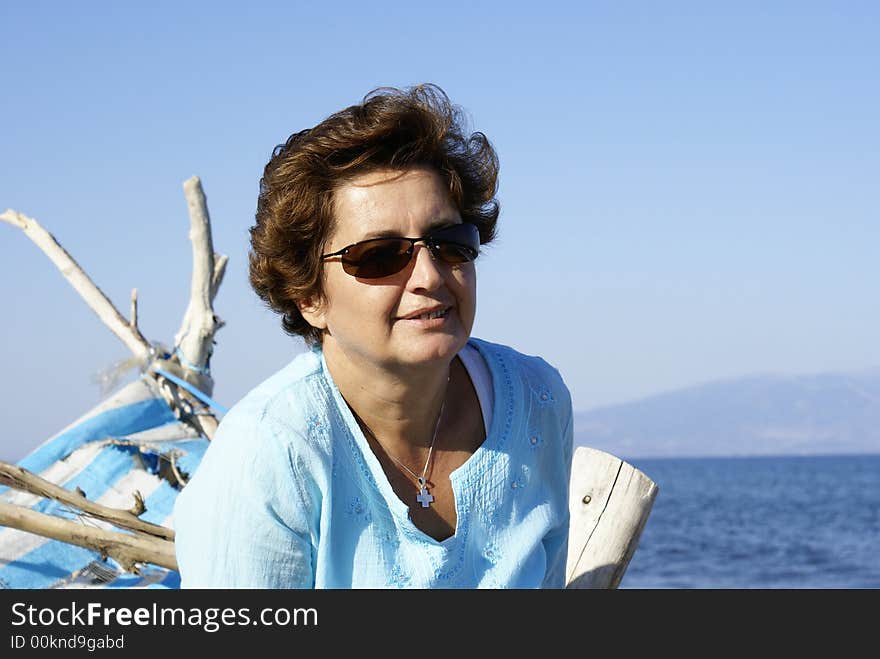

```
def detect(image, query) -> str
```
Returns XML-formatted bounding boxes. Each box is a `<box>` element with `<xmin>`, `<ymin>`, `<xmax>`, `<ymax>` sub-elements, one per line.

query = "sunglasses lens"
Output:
<box><xmin>342</xmin><ymin>239</ymin><xmax>412</xmax><ymax>278</ymax></box>
<box><xmin>432</xmin><ymin>243</ymin><xmax>474</xmax><ymax>263</ymax></box>
<box><xmin>429</xmin><ymin>224</ymin><xmax>480</xmax><ymax>263</ymax></box>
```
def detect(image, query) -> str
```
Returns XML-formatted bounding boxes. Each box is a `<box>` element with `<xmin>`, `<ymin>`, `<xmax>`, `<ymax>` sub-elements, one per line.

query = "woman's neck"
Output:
<box><xmin>321</xmin><ymin>338</ymin><xmax>453</xmax><ymax>453</ymax></box>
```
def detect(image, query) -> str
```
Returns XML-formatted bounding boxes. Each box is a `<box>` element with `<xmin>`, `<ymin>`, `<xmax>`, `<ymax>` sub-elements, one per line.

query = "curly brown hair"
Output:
<box><xmin>248</xmin><ymin>83</ymin><xmax>501</xmax><ymax>346</ymax></box>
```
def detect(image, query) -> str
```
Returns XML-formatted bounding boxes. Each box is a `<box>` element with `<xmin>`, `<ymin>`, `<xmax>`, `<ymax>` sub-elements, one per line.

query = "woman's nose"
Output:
<box><xmin>406</xmin><ymin>243</ymin><xmax>445</xmax><ymax>290</ymax></box>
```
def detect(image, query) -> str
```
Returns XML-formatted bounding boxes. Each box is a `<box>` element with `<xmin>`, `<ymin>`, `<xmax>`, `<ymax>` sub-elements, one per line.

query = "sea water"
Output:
<box><xmin>617</xmin><ymin>454</ymin><xmax>880</xmax><ymax>588</ymax></box>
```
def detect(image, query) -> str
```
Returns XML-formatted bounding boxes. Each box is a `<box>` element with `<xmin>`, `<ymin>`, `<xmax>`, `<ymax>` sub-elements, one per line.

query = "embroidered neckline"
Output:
<box><xmin>319</xmin><ymin>338</ymin><xmax>512</xmax><ymax>556</ymax></box>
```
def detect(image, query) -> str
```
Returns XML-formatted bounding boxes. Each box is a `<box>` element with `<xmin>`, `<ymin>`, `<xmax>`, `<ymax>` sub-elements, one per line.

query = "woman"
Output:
<box><xmin>173</xmin><ymin>83</ymin><xmax>574</xmax><ymax>588</ymax></box>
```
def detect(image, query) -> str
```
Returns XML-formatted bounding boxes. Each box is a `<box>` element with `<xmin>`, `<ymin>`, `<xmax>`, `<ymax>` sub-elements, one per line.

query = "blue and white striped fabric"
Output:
<box><xmin>0</xmin><ymin>376</ymin><xmax>209</xmax><ymax>589</ymax></box>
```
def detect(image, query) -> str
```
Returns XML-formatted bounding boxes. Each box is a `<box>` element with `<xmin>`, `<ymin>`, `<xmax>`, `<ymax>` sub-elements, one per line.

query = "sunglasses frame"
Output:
<box><xmin>320</xmin><ymin>223</ymin><xmax>480</xmax><ymax>279</ymax></box>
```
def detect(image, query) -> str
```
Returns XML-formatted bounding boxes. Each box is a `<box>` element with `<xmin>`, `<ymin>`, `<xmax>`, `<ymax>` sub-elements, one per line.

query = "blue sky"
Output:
<box><xmin>2</xmin><ymin>1</ymin><xmax>878</xmax><ymax>460</ymax></box>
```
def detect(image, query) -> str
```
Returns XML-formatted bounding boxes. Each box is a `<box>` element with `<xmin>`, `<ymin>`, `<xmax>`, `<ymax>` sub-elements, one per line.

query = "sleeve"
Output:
<box><xmin>173</xmin><ymin>407</ymin><xmax>316</xmax><ymax>588</ymax></box>
<box><xmin>541</xmin><ymin>377</ymin><xmax>574</xmax><ymax>589</ymax></box>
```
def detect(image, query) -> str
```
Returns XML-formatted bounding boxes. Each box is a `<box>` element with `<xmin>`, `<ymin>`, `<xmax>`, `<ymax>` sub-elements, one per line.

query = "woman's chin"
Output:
<box><xmin>393</xmin><ymin>332</ymin><xmax>469</xmax><ymax>367</ymax></box>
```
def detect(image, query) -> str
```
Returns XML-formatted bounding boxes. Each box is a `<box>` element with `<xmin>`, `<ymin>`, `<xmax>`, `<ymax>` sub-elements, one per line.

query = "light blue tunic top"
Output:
<box><xmin>173</xmin><ymin>337</ymin><xmax>573</xmax><ymax>588</ymax></box>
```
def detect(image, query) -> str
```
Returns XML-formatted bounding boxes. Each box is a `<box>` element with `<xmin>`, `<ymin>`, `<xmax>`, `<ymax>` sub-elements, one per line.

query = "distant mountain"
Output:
<box><xmin>574</xmin><ymin>369</ymin><xmax>880</xmax><ymax>459</ymax></box>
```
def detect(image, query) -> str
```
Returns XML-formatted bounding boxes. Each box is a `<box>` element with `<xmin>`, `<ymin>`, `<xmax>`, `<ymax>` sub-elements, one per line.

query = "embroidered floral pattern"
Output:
<box><xmin>527</xmin><ymin>430</ymin><xmax>543</xmax><ymax>451</ymax></box>
<box><xmin>307</xmin><ymin>414</ymin><xmax>324</xmax><ymax>430</ymax></box>
<box><xmin>388</xmin><ymin>564</ymin><xmax>411</xmax><ymax>588</ymax></box>
<box><xmin>532</xmin><ymin>383</ymin><xmax>556</xmax><ymax>406</ymax></box>
<box><xmin>511</xmin><ymin>465</ymin><xmax>529</xmax><ymax>490</ymax></box>
<box><xmin>346</xmin><ymin>496</ymin><xmax>371</xmax><ymax>522</ymax></box>
<box><xmin>483</xmin><ymin>541</ymin><xmax>501</xmax><ymax>565</ymax></box>
<box><xmin>382</xmin><ymin>529</ymin><xmax>399</xmax><ymax>548</ymax></box>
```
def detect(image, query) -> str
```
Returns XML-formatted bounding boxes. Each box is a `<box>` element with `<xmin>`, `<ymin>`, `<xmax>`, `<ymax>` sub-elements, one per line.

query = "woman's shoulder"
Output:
<box><xmin>468</xmin><ymin>337</ymin><xmax>570</xmax><ymax>393</ymax></box>
<box><xmin>181</xmin><ymin>347</ymin><xmax>331</xmax><ymax>498</ymax></box>
<box><xmin>173</xmin><ymin>350</ymin><xmax>327</xmax><ymax>581</ymax></box>
<box><xmin>224</xmin><ymin>347</ymin><xmax>324</xmax><ymax>425</ymax></box>
<box><xmin>205</xmin><ymin>347</ymin><xmax>332</xmax><ymax>461</ymax></box>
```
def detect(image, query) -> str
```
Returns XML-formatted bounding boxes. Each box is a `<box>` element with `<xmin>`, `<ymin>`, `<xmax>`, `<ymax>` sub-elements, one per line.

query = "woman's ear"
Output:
<box><xmin>296</xmin><ymin>296</ymin><xmax>328</xmax><ymax>331</ymax></box>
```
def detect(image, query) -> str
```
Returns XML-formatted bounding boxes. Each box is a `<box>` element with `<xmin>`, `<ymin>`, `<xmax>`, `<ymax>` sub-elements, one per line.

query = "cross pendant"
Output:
<box><xmin>416</xmin><ymin>483</ymin><xmax>434</xmax><ymax>508</ymax></box>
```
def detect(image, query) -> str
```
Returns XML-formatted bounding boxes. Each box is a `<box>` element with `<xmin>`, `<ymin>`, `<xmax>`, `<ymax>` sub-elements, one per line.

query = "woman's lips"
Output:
<box><xmin>396</xmin><ymin>306</ymin><xmax>452</xmax><ymax>326</ymax></box>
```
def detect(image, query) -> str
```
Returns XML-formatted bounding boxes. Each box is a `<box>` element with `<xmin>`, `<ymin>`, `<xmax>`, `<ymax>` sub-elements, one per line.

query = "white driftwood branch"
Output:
<box><xmin>565</xmin><ymin>446</ymin><xmax>658</xmax><ymax>589</ymax></box>
<box><xmin>210</xmin><ymin>254</ymin><xmax>228</xmax><ymax>307</ymax></box>
<box><xmin>1</xmin><ymin>209</ymin><xmax>152</xmax><ymax>361</ymax></box>
<box><xmin>0</xmin><ymin>502</ymin><xmax>177</xmax><ymax>573</ymax></box>
<box><xmin>172</xmin><ymin>176</ymin><xmax>222</xmax><ymax>394</ymax></box>
<box><xmin>148</xmin><ymin>362</ymin><xmax>219</xmax><ymax>441</ymax></box>
<box><xmin>130</xmin><ymin>288</ymin><xmax>138</xmax><ymax>330</ymax></box>
<box><xmin>192</xmin><ymin>411</ymin><xmax>219</xmax><ymax>440</ymax></box>
<box><xmin>0</xmin><ymin>460</ymin><xmax>174</xmax><ymax>541</ymax></box>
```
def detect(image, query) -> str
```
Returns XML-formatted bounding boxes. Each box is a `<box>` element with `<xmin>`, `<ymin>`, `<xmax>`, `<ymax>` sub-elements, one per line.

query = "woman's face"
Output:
<box><xmin>302</xmin><ymin>167</ymin><xmax>477</xmax><ymax>372</ymax></box>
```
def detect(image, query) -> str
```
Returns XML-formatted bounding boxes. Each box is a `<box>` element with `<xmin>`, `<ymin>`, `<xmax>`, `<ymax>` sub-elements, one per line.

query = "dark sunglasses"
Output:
<box><xmin>320</xmin><ymin>223</ymin><xmax>480</xmax><ymax>279</ymax></box>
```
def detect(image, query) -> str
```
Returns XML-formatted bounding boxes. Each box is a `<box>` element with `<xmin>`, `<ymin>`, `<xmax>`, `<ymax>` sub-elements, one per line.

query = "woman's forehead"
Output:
<box><xmin>329</xmin><ymin>168</ymin><xmax>460</xmax><ymax>243</ymax></box>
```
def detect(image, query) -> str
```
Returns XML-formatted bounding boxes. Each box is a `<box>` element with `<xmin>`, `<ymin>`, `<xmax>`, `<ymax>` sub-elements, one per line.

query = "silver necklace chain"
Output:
<box><xmin>355</xmin><ymin>376</ymin><xmax>449</xmax><ymax>508</ymax></box>
<box><xmin>384</xmin><ymin>398</ymin><xmax>444</xmax><ymax>484</ymax></box>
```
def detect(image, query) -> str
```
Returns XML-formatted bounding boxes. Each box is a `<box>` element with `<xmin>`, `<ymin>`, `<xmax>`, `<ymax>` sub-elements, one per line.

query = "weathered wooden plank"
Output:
<box><xmin>565</xmin><ymin>446</ymin><xmax>658</xmax><ymax>589</ymax></box>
